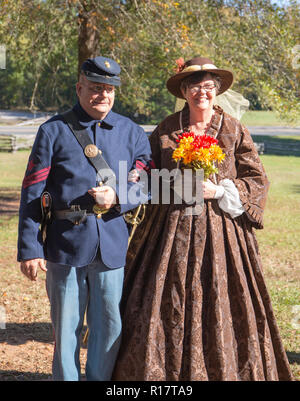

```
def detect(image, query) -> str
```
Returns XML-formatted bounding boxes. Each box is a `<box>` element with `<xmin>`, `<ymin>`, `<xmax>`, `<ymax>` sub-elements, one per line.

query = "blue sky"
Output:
<box><xmin>271</xmin><ymin>0</ymin><xmax>300</xmax><ymax>5</ymax></box>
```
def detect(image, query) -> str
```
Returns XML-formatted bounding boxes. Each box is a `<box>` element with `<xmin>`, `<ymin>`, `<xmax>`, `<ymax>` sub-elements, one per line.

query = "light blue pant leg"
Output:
<box><xmin>46</xmin><ymin>262</ymin><xmax>88</xmax><ymax>381</ymax></box>
<box><xmin>85</xmin><ymin>256</ymin><xmax>124</xmax><ymax>381</ymax></box>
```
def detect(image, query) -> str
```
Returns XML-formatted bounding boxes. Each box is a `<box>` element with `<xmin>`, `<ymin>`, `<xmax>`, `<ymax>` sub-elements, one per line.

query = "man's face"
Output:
<box><xmin>76</xmin><ymin>75</ymin><xmax>115</xmax><ymax>120</ymax></box>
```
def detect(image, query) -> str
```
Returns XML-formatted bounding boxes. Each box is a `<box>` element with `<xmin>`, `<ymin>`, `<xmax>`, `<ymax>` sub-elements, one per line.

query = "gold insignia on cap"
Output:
<box><xmin>84</xmin><ymin>144</ymin><xmax>99</xmax><ymax>158</ymax></box>
<box><xmin>104</xmin><ymin>61</ymin><xmax>110</xmax><ymax>68</ymax></box>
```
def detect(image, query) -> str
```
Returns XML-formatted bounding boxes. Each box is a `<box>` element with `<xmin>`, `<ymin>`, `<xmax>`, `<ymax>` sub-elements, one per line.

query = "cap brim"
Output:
<box><xmin>167</xmin><ymin>68</ymin><xmax>233</xmax><ymax>98</ymax></box>
<box><xmin>83</xmin><ymin>71</ymin><xmax>121</xmax><ymax>86</ymax></box>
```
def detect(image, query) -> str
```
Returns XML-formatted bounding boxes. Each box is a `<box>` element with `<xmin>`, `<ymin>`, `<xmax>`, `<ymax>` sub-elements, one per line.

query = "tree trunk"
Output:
<box><xmin>30</xmin><ymin>73</ymin><xmax>40</xmax><ymax>111</ymax></box>
<box><xmin>77</xmin><ymin>7</ymin><xmax>100</xmax><ymax>78</ymax></box>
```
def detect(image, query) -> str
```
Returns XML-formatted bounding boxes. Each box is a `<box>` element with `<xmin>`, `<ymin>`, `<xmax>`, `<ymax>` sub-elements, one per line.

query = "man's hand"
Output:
<box><xmin>88</xmin><ymin>185</ymin><xmax>117</xmax><ymax>209</ymax></box>
<box><xmin>20</xmin><ymin>258</ymin><xmax>47</xmax><ymax>281</ymax></box>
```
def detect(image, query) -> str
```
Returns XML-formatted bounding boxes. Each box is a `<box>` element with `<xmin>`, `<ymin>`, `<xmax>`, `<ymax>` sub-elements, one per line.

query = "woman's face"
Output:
<box><xmin>181</xmin><ymin>73</ymin><xmax>217</xmax><ymax>112</ymax></box>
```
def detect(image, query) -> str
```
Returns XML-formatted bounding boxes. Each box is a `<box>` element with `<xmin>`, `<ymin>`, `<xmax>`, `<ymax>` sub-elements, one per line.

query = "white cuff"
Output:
<box><xmin>214</xmin><ymin>185</ymin><xmax>225</xmax><ymax>199</ymax></box>
<box><xmin>217</xmin><ymin>179</ymin><xmax>244</xmax><ymax>218</ymax></box>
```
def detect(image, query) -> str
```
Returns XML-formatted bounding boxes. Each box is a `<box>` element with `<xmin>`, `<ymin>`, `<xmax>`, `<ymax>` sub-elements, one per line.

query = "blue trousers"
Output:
<box><xmin>46</xmin><ymin>254</ymin><xmax>124</xmax><ymax>381</ymax></box>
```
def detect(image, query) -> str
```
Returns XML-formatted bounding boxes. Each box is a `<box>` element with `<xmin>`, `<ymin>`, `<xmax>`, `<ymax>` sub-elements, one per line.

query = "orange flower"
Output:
<box><xmin>172</xmin><ymin>132</ymin><xmax>225</xmax><ymax>179</ymax></box>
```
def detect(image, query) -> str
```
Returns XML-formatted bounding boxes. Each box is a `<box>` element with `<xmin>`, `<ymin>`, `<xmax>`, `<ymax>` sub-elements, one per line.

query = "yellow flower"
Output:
<box><xmin>172</xmin><ymin>132</ymin><xmax>225</xmax><ymax>179</ymax></box>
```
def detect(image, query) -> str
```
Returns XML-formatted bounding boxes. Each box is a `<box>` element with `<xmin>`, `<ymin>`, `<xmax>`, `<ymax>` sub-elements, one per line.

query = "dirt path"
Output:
<box><xmin>0</xmin><ymin>195</ymin><xmax>20</xmax><ymax>215</ymax></box>
<box><xmin>0</xmin><ymin>193</ymin><xmax>87</xmax><ymax>381</ymax></box>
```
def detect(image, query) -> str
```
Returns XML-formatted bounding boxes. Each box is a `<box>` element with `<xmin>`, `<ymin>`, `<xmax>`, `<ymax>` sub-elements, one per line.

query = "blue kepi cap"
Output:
<box><xmin>81</xmin><ymin>56</ymin><xmax>121</xmax><ymax>86</ymax></box>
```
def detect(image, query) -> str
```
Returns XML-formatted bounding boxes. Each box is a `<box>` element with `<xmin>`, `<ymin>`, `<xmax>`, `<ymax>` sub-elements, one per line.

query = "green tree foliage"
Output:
<box><xmin>0</xmin><ymin>0</ymin><xmax>78</xmax><ymax>110</ymax></box>
<box><xmin>0</xmin><ymin>0</ymin><xmax>299</xmax><ymax>123</ymax></box>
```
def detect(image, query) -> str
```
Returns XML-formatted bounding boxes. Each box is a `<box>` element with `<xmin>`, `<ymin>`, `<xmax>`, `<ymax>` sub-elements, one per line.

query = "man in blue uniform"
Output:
<box><xmin>17</xmin><ymin>56</ymin><xmax>151</xmax><ymax>381</ymax></box>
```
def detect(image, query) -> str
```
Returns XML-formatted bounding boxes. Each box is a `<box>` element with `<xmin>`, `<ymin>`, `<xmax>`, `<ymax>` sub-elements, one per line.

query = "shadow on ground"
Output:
<box><xmin>289</xmin><ymin>184</ymin><xmax>300</xmax><ymax>194</ymax></box>
<box><xmin>0</xmin><ymin>322</ymin><xmax>53</xmax><ymax>345</ymax></box>
<box><xmin>0</xmin><ymin>188</ymin><xmax>20</xmax><ymax>215</ymax></box>
<box><xmin>0</xmin><ymin>322</ymin><xmax>88</xmax><ymax>346</ymax></box>
<box><xmin>0</xmin><ymin>370</ymin><xmax>51</xmax><ymax>381</ymax></box>
<box><xmin>287</xmin><ymin>352</ymin><xmax>300</xmax><ymax>364</ymax></box>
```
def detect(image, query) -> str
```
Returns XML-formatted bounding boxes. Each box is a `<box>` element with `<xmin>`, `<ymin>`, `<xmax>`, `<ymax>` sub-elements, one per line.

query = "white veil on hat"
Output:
<box><xmin>175</xmin><ymin>89</ymin><xmax>250</xmax><ymax>121</ymax></box>
<box><xmin>214</xmin><ymin>89</ymin><xmax>250</xmax><ymax>120</ymax></box>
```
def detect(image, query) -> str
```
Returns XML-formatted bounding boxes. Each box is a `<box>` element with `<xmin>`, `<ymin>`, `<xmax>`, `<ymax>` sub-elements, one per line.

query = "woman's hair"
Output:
<box><xmin>180</xmin><ymin>71</ymin><xmax>221</xmax><ymax>95</ymax></box>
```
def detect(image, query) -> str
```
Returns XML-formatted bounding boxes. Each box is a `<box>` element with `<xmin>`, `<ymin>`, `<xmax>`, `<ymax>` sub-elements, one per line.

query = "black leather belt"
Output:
<box><xmin>53</xmin><ymin>205</ymin><xmax>108</xmax><ymax>225</ymax></box>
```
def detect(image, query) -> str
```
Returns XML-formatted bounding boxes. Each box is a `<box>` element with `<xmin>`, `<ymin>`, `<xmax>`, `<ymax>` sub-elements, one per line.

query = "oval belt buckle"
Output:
<box><xmin>93</xmin><ymin>204</ymin><xmax>104</xmax><ymax>219</ymax></box>
<box><xmin>93</xmin><ymin>204</ymin><xmax>109</xmax><ymax>219</ymax></box>
<box><xmin>84</xmin><ymin>144</ymin><xmax>99</xmax><ymax>158</ymax></box>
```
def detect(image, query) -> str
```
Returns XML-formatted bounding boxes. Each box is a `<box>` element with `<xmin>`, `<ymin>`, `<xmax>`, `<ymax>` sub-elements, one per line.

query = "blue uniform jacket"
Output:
<box><xmin>17</xmin><ymin>103</ymin><xmax>152</xmax><ymax>268</ymax></box>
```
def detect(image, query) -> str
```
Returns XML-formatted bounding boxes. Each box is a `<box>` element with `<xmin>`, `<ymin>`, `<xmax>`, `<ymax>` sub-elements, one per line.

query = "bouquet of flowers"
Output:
<box><xmin>172</xmin><ymin>132</ymin><xmax>225</xmax><ymax>180</ymax></box>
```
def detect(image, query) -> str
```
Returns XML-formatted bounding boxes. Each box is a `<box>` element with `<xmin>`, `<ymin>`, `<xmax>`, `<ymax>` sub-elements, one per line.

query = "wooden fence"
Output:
<box><xmin>1</xmin><ymin>133</ymin><xmax>300</xmax><ymax>157</ymax></box>
<box><xmin>252</xmin><ymin>136</ymin><xmax>300</xmax><ymax>157</ymax></box>
<box><xmin>0</xmin><ymin>134</ymin><xmax>36</xmax><ymax>152</ymax></box>
<box><xmin>264</xmin><ymin>140</ymin><xmax>300</xmax><ymax>156</ymax></box>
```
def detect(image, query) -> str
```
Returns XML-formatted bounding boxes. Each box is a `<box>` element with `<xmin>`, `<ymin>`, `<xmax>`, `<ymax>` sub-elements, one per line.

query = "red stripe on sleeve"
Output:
<box><xmin>22</xmin><ymin>167</ymin><xmax>50</xmax><ymax>189</ymax></box>
<box><xmin>136</xmin><ymin>160</ymin><xmax>147</xmax><ymax>170</ymax></box>
<box><xmin>27</xmin><ymin>159</ymin><xmax>36</xmax><ymax>172</ymax></box>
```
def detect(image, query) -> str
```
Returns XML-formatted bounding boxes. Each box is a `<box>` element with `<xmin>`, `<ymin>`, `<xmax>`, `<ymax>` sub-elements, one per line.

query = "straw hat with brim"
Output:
<box><xmin>166</xmin><ymin>57</ymin><xmax>234</xmax><ymax>99</ymax></box>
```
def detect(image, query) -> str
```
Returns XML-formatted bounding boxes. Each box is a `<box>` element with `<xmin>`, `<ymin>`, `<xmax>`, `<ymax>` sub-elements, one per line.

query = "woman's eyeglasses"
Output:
<box><xmin>188</xmin><ymin>84</ymin><xmax>216</xmax><ymax>94</ymax></box>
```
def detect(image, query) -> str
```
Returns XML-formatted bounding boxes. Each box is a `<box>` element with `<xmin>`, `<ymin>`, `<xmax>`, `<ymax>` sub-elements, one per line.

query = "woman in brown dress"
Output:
<box><xmin>113</xmin><ymin>57</ymin><xmax>293</xmax><ymax>381</ymax></box>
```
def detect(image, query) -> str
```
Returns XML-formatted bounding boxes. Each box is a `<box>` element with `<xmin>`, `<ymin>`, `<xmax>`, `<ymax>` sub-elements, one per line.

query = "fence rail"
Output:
<box><xmin>0</xmin><ymin>134</ymin><xmax>36</xmax><ymax>152</ymax></box>
<box><xmin>264</xmin><ymin>141</ymin><xmax>300</xmax><ymax>156</ymax></box>
<box><xmin>1</xmin><ymin>133</ymin><xmax>300</xmax><ymax>156</ymax></box>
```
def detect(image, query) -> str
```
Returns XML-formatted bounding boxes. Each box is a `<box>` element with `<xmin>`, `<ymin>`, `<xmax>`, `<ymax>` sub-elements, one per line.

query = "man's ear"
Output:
<box><xmin>75</xmin><ymin>82</ymin><xmax>82</xmax><ymax>98</ymax></box>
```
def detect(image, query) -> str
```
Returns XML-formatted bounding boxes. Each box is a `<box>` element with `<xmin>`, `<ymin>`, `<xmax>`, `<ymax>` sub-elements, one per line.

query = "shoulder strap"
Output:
<box><xmin>62</xmin><ymin>109</ymin><xmax>116</xmax><ymax>188</ymax></box>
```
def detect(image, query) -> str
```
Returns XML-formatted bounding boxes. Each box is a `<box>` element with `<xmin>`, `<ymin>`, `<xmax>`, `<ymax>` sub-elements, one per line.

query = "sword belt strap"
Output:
<box><xmin>62</xmin><ymin>109</ymin><xmax>116</xmax><ymax>188</ymax></box>
<box><xmin>53</xmin><ymin>207</ymin><xmax>94</xmax><ymax>218</ymax></box>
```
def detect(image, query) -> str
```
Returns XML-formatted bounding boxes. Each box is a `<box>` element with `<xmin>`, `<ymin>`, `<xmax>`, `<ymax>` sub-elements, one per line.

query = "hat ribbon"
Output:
<box><xmin>181</xmin><ymin>64</ymin><xmax>217</xmax><ymax>73</ymax></box>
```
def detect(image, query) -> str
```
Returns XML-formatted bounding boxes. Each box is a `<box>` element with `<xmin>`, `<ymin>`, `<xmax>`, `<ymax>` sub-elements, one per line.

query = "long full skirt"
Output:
<box><xmin>113</xmin><ymin>201</ymin><xmax>293</xmax><ymax>381</ymax></box>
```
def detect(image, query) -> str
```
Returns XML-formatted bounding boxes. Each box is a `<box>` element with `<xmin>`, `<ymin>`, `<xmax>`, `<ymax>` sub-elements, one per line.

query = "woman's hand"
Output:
<box><xmin>202</xmin><ymin>180</ymin><xmax>218</xmax><ymax>199</ymax></box>
<box><xmin>128</xmin><ymin>169</ymin><xmax>140</xmax><ymax>182</ymax></box>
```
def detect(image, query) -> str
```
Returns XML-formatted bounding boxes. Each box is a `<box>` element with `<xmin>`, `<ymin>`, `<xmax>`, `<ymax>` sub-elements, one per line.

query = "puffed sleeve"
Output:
<box><xmin>214</xmin><ymin>178</ymin><xmax>245</xmax><ymax>218</ymax></box>
<box><xmin>232</xmin><ymin>125</ymin><xmax>270</xmax><ymax>229</ymax></box>
<box><xmin>148</xmin><ymin>126</ymin><xmax>161</xmax><ymax>169</ymax></box>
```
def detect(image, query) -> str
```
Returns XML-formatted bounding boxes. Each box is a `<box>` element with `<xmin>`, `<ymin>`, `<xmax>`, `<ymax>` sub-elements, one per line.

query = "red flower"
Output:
<box><xmin>193</xmin><ymin>134</ymin><xmax>218</xmax><ymax>149</ymax></box>
<box><xmin>176</xmin><ymin>132</ymin><xmax>195</xmax><ymax>142</ymax></box>
<box><xmin>175</xmin><ymin>57</ymin><xmax>185</xmax><ymax>73</ymax></box>
<box><xmin>173</xmin><ymin>131</ymin><xmax>225</xmax><ymax>179</ymax></box>
<box><xmin>176</xmin><ymin>132</ymin><xmax>218</xmax><ymax>149</ymax></box>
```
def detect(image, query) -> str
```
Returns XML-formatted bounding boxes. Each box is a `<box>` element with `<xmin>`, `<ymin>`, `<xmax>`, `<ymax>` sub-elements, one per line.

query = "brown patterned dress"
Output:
<box><xmin>112</xmin><ymin>105</ymin><xmax>293</xmax><ymax>381</ymax></box>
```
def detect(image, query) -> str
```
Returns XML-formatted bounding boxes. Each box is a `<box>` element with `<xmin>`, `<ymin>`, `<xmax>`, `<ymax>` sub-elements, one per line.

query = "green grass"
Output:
<box><xmin>256</xmin><ymin>155</ymin><xmax>300</xmax><ymax>378</ymax></box>
<box><xmin>257</xmin><ymin>155</ymin><xmax>300</xmax><ymax>258</ymax></box>
<box><xmin>241</xmin><ymin>110</ymin><xmax>300</xmax><ymax>127</ymax></box>
<box><xmin>0</xmin><ymin>150</ymin><xmax>299</xmax><ymax>380</ymax></box>
<box><xmin>0</xmin><ymin>151</ymin><xmax>28</xmax><ymax>259</ymax></box>
<box><xmin>0</xmin><ymin>150</ymin><xmax>28</xmax><ymax>189</ymax></box>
